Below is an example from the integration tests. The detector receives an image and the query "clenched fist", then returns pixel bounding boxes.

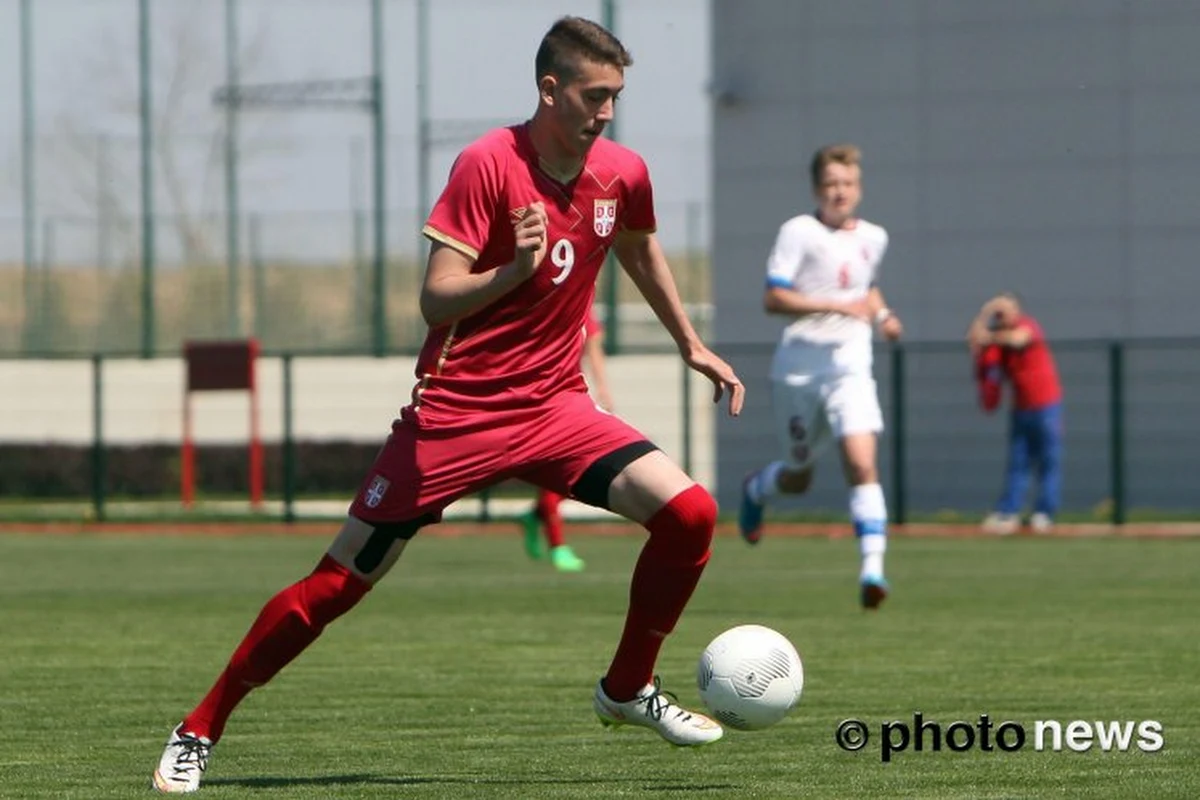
[514,201,549,277]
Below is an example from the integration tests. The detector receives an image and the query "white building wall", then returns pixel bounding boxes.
[0,355,713,490]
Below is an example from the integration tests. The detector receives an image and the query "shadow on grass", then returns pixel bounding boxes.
[207,773,737,791]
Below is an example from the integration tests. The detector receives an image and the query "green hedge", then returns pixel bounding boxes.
[0,442,378,498]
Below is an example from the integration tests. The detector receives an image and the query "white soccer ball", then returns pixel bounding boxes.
[696,624,804,731]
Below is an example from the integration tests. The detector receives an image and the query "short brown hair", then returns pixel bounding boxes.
[535,16,633,83]
[810,143,862,188]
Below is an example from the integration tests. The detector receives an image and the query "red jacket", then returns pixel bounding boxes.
[973,316,1062,413]
[975,345,1003,413]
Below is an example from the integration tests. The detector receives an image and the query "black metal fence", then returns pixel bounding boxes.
[715,338,1200,523]
[3,338,1199,525]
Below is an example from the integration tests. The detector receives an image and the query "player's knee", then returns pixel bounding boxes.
[678,485,719,539]
[647,484,717,561]
[349,514,435,575]
[306,555,371,628]
[844,462,877,486]
[779,467,814,495]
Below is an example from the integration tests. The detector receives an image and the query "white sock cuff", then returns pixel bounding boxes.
[757,461,786,501]
[859,533,887,556]
[849,483,887,522]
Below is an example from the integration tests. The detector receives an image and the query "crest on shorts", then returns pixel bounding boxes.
[594,198,617,237]
[364,475,390,508]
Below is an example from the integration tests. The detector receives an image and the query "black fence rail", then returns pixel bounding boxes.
[713,338,1200,525]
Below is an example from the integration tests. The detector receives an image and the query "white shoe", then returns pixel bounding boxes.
[982,512,1019,535]
[152,724,212,794]
[594,676,723,746]
[1029,512,1054,533]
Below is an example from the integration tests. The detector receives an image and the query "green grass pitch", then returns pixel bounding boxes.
[1,530,1197,798]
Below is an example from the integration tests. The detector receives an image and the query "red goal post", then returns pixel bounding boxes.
[181,339,263,508]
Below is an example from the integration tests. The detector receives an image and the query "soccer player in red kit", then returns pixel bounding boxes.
[152,16,744,793]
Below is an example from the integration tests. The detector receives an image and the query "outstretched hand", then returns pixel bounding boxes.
[684,344,745,416]
[879,314,903,341]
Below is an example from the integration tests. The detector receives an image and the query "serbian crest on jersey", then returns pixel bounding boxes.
[364,475,390,508]
[594,198,617,237]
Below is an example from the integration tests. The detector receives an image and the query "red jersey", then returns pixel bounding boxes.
[411,124,655,424]
[1001,316,1062,410]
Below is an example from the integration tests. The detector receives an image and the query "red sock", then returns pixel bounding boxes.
[181,555,370,742]
[537,490,566,548]
[603,484,716,701]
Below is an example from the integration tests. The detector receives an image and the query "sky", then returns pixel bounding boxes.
[0,0,711,264]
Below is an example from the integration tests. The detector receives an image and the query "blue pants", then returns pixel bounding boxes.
[996,403,1063,517]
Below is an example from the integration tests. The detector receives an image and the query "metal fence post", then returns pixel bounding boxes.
[138,0,156,358]
[687,200,701,313]
[601,1,621,355]
[282,353,296,523]
[353,209,368,341]
[889,344,907,525]
[479,487,491,523]
[20,0,37,347]
[370,0,388,358]
[224,0,242,338]
[35,217,55,351]
[249,214,264,340]
[91,354,106,521]
[1109,342,1126,525]
[97,133,112,271]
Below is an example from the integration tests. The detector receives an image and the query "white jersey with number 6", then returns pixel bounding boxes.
[765,214,888,381]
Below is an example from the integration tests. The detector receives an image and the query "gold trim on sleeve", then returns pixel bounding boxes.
[422,225,481,261]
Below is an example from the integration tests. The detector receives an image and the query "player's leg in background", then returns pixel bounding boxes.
[828,373,889,609]
[988,410,1033,534]
[537,489,566,546]
[537,489,585,571]
[518,488,584,570]
[1030,403,1063,533]
[739,379,824,544]
[519,490,546,561]
[838,433,889,609]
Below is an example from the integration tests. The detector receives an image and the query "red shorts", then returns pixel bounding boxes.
[348,390,650,524]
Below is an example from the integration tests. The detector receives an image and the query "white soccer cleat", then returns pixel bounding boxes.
[152,724,212,794]
[982,512,1019,535]
[1029,512,1054,534]
[593,676,724,746]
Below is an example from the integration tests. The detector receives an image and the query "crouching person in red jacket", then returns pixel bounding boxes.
[967,293,1063,535]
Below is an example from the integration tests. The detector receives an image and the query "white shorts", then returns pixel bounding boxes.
[770,372,884,469]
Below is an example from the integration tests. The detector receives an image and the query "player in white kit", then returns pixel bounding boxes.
[737,143,903,610]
